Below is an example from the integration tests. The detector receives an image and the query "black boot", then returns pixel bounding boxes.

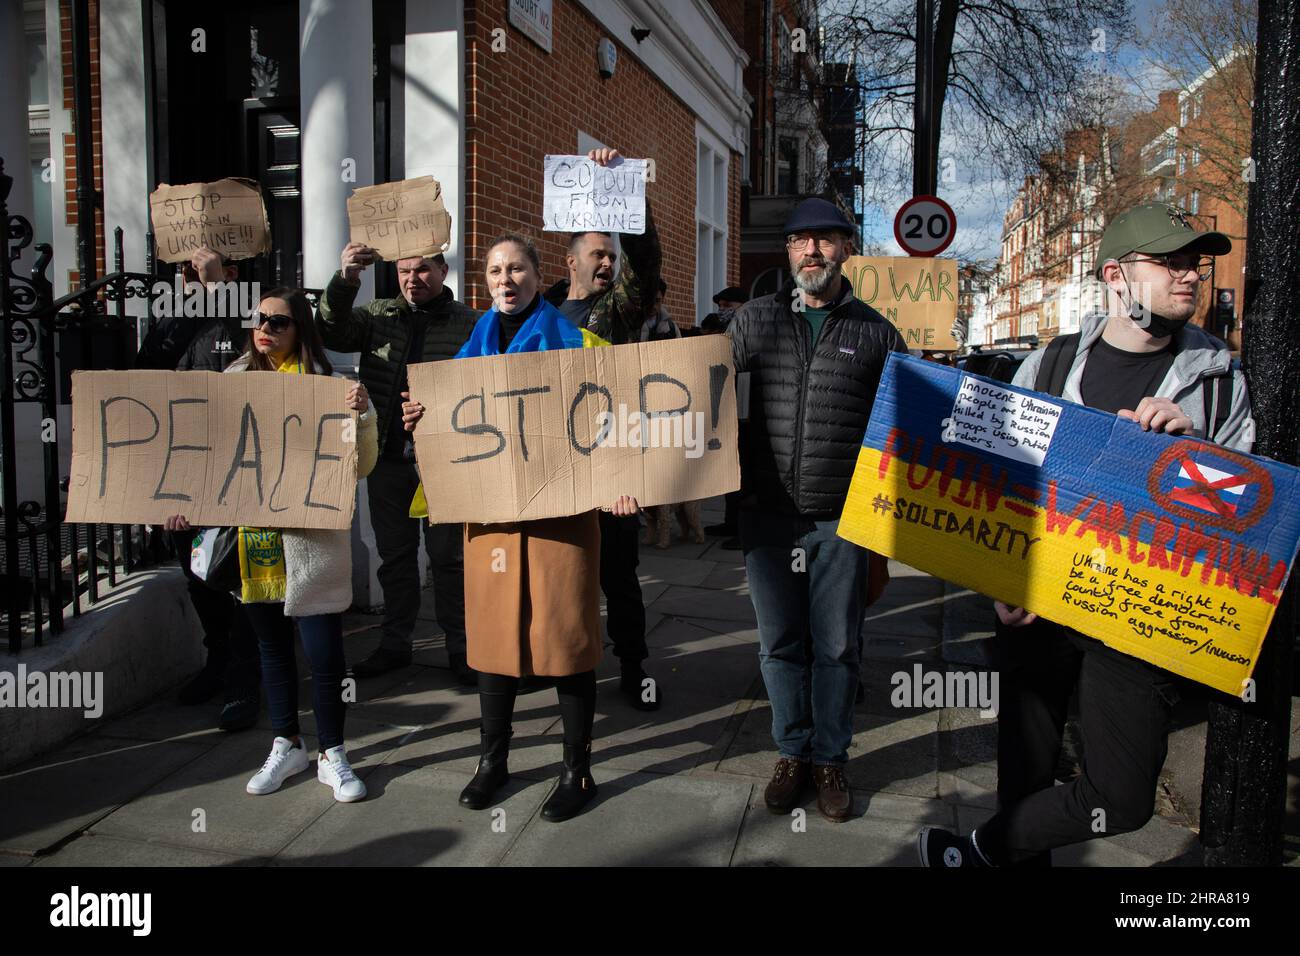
[540,740,598,822]
[458,731,511,809]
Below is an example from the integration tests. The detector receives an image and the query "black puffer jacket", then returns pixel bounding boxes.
[729,277,907,518]
[315,272,478,457]
[136,315,246,372]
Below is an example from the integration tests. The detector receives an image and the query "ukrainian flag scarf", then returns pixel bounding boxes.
[409,297,607,518]
[238,355,304,602]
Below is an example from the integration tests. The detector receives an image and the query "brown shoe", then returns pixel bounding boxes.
[763,757,811,813]
[813,764,852,822]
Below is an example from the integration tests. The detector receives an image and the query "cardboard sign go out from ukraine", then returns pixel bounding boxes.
[542,155,647,234]
[149,179,272,264]
[346,176,453,261]
[838,354,1300,696]
[65,371,359,530]
[407,336,739,524]
[843,256,958,351]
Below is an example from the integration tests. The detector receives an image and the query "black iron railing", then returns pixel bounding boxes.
[3,153,326,655]
[2,159,175,654]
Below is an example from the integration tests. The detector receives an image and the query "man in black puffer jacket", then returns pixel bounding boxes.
[316,243,478,684]
[137,247,260,731]
[729,198,907,824]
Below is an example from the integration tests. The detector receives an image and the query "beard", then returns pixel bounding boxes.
[792,257,842,298]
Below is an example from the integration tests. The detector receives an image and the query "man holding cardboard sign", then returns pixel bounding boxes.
[544,147,666,712]
[729,198,908,823]
[149,179,271,264]
[919,203,1253,867]
[317,182,477,684]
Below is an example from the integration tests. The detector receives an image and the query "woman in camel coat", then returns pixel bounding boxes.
[403,232,638,823]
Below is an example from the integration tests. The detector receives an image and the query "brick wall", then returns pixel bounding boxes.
[466,0,739,326]
[707,0,745,47]
[60,0,106,288]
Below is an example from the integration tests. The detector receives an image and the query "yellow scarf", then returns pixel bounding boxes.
[238,354,303,602]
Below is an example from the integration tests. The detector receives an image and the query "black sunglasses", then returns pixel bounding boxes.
[250,311,293,333]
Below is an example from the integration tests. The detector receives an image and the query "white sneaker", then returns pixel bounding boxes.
[246,737,310,795]
[318,745,367,802]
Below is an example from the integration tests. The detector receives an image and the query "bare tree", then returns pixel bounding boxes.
[1135,0,1256,223]
[822,0,1132,204]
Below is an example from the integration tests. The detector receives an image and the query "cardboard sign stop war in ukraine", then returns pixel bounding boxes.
[842,256,959,351]
[346,177,453,261]
[839,354,1300,696]
[406,336,739,524]
[149,179,272,264]
[65,371,360,530]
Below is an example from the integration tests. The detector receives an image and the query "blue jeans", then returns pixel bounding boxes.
[242,603,347,751]
[741,510,868,766]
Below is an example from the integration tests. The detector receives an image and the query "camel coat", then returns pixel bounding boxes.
[463,512,602,677]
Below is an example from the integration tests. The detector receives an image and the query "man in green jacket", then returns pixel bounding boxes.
[316,245,478,684]
[545,146,664,712]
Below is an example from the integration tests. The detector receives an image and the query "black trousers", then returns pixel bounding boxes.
[170,530,258,687]
[479,670,597,744]
[366,458,466,657]
[598,511,647,663]
[979,618,1179,866]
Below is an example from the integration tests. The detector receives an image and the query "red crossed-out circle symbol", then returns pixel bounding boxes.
[1146,440,1273,533]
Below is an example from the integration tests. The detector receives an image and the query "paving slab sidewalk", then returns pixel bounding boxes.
[4,501,1286,867]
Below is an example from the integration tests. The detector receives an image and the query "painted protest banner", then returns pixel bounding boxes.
[838,354,1300,696]
[843,256,959,351]
[346,177,452,261]
[407,335,739,523]
[542,155,647,234]
[65,371,360,530]
[149,179,272,264]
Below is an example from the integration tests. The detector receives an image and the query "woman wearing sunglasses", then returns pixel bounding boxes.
[402,234,638,822]
[164,288,379,802]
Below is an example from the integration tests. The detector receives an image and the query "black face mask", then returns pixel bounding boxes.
[1120,265,1190,339]
[1128,302,1190,338]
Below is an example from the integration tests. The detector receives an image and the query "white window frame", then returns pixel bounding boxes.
[695,123,730,327]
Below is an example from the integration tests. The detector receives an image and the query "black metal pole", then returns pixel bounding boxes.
[1200,0,1299,867]
[913,0,935,197]
[70,0,97,286]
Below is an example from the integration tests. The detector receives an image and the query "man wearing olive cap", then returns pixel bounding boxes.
[919,202,1254,867]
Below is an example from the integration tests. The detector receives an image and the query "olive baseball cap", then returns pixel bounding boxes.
[1094,202,1231,279]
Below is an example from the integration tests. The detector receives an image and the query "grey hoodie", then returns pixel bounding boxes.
[1013,311,1255,453]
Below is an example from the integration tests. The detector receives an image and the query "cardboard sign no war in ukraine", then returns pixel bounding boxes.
[407,336,739,524]
[65,371,359,530]
[839,354,1300,695]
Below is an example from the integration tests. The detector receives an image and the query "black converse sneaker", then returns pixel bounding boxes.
[917,827,992,867]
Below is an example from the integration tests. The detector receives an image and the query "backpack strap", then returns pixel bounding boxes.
[1034,333,1080,397]
[1202,371,1233,442]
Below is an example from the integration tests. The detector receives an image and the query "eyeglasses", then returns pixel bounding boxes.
[250,311,293,333]
[785,233,843,252]
[1125,253,1213,281]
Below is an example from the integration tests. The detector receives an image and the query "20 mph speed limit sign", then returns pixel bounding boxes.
[894,195,956,257]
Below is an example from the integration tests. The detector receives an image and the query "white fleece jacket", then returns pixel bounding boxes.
[224,357,379,617]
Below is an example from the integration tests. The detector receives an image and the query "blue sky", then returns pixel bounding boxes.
[855,0,1174,261]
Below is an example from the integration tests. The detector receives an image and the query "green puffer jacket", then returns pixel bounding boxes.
[543,202,661,345]
[315,272,478,457]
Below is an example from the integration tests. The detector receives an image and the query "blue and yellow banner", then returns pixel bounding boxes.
[839,354,1300,695]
